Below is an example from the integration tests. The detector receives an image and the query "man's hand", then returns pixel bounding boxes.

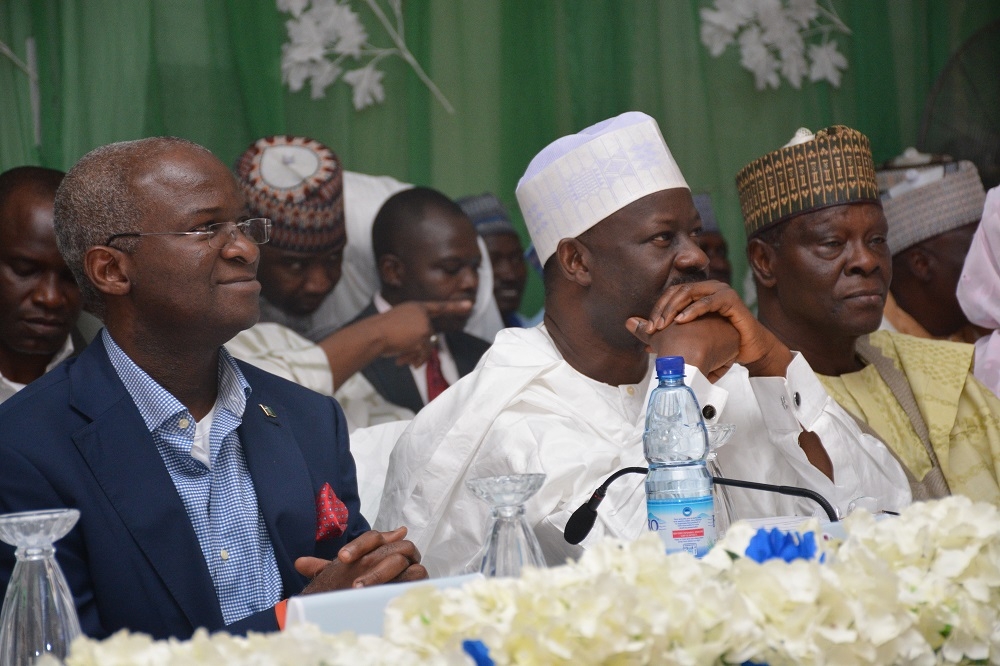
[629,281,793,377]
[295,527,428,593]
[373,301,473,368]
[628,314,739,382]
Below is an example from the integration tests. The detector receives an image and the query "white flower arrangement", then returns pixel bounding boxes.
[277,0,453,112]
[60,497,1000,665]
[700,0,851,90]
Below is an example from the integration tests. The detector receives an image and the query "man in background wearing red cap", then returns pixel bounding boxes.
[228,136,473,430]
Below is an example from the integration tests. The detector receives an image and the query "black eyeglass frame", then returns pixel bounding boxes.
[105,218,272,249]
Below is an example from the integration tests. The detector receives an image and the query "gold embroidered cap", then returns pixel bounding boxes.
[737,125,880,238]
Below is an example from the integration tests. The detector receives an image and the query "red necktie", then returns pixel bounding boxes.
[426,347,450,402]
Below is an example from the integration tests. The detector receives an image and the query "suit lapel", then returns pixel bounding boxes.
[447,333,481,376]
[68,341,222,632]
[238,393,315,595]
[445,334,479,377]
[362,358,425,413]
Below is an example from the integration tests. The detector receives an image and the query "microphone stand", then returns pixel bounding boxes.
[711,476,838,523]
[563,467,838,545]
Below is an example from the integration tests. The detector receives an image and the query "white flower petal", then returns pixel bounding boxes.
[808,40,848,87]
[343,65,386,110]
[276,0,310,19]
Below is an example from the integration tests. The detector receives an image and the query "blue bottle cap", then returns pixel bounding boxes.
[655,356,685,378]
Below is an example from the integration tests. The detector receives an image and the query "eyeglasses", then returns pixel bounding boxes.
[105,218,272,250]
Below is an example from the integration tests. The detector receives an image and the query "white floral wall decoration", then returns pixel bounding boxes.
[278,0,454,113]
[700,0,851,91]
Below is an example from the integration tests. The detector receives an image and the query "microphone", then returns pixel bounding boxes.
[563,467,647,546]
[563,467,838,545]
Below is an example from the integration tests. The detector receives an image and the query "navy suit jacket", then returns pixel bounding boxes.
[350,302,492,414]
[0,336,369,640]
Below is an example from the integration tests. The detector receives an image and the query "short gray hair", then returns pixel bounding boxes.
[54,137,211,316]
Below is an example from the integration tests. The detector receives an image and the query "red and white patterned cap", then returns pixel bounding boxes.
[235,135,345,252]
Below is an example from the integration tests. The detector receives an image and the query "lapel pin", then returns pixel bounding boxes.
[259,404,277,418]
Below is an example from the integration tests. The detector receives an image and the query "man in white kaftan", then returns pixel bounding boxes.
[375,112,910,577]
[377,325,908,576]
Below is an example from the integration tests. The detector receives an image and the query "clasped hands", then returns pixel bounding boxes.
[625,280,792,382]
[295,526,427,594]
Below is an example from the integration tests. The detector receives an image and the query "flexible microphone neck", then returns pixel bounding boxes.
[710,476,838,524]
[562,467,647,546]
[563,466,838,545]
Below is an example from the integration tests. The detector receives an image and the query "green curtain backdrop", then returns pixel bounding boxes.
[2,0,998,313]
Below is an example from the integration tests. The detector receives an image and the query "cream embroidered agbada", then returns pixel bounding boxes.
[820,330,1000,504]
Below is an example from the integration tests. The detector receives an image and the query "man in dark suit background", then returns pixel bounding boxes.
[351,187,491,414]
[0,166,82,404]
[0,137,425,641]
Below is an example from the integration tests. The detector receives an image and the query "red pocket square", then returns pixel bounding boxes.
[315,482,349,542]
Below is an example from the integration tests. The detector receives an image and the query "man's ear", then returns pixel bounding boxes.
[905,247,933,283]
[378,254,405,289]
[747,238,777,288]
[554,238,592,287]
[84,246,132,298]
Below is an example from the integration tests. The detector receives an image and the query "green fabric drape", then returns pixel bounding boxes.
[2,1,998,313]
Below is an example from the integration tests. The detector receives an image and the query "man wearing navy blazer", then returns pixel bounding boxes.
[350,187,492,413]
[0,137,426,641]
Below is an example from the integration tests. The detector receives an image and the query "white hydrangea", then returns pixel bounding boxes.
[387,497,1000,665]
[64,497,1000,665]
[64,624,464,666]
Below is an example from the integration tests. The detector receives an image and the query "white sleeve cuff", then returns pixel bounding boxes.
[748,352,829,433]
[685,364,728,424]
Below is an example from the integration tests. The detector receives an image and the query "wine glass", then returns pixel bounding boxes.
[846,496,879,516]
[0,508,82,666]
[704,424,738,538]
[466,474,547,577]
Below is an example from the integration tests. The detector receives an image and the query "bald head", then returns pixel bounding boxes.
[54,137,214,314]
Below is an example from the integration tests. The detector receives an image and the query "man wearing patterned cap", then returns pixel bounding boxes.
[457,192,539,328]
[744,126,1000,505]
[227,136,472,429]
[878,159,988,343]
[227,138,504,347]
[376,112,908,577]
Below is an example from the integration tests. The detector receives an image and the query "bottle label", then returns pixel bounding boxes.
[646,496,716,557]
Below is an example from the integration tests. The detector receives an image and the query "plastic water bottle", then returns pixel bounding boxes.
[644,356,716,557]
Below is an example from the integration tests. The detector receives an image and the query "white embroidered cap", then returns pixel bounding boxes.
[515,111,688,266]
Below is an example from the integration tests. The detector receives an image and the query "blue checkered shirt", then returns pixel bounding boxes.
[103,330,283,625]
